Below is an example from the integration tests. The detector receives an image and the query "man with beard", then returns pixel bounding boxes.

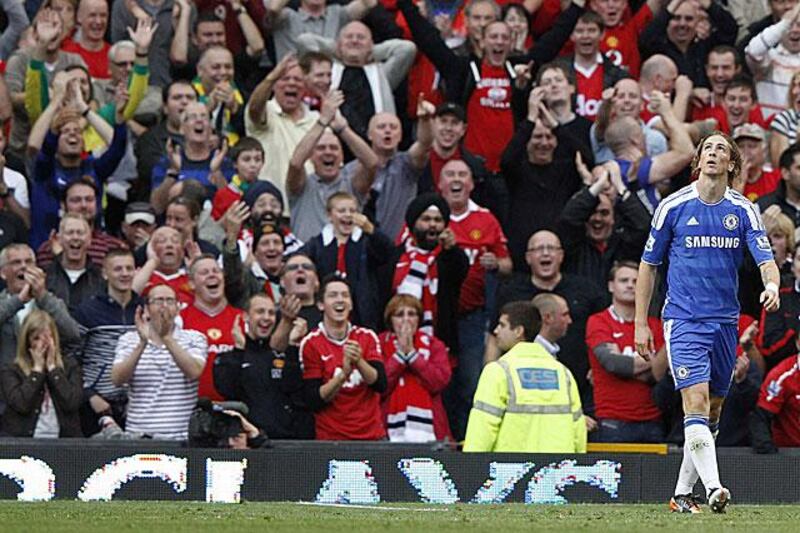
[385,193,469,352]
[287,90,378,242]
[73,249,142,435]
[246,55,320,208]
[488,230,606,405]
[43,214,105,312]
[132,226,195,306]
[214,293,315,439]
[230,181,304,257]
[181,254,244,401]
[300,274,387,440]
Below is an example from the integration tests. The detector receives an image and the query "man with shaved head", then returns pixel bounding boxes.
[488,230,605,404]
[63,0,111,79]
[194,45,244,145]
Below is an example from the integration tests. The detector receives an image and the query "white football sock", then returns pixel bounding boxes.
[675,419,719,496]
[683,416,721,497]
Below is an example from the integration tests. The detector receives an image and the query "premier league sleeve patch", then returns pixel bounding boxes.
[517,368,560,390]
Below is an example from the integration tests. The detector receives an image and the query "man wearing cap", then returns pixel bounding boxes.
[384,193,469,352]
[734,123,781,202]
[222,212,288,309]
[120,202,158,254]
[36,179,128,270]
[353,100,435,242]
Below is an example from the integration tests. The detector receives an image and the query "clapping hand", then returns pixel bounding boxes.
[288,318,308,346]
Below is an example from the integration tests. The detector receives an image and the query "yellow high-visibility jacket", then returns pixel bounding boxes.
[463,342,587,453]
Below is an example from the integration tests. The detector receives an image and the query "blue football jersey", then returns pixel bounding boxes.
[641,183,774,323]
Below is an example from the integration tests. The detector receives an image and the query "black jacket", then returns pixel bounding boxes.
[0,356,83,437]
[44,258,106,313]
[758,182,800,229]
[213,338,314,439]
[759,285,800,371]
[301,226,395,331]
[639,2,737,86]
[557,187,652,285]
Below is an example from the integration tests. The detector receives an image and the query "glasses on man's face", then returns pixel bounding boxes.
[527,245,562,254]
[285,263,315,272]
[113,60,135,68]
[148,297,178,307]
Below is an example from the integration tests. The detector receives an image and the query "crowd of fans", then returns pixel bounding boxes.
[1,0,800,452]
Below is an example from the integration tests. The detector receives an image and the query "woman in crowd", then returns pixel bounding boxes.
[380,294,452,442]
[504,3,531,57]
[0,310,82,437]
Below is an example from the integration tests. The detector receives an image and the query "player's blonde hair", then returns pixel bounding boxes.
[690,131,742,186]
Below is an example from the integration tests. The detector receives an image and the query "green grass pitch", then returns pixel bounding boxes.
[3,501,800,532]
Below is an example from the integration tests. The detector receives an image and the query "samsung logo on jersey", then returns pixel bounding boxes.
[685,236,741,249]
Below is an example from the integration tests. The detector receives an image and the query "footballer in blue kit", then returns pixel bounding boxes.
[634,133,781,515]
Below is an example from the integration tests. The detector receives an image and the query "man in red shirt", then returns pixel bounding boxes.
[440,158,512,438]
[586,260,666,442]
[691,45,743,121]
[181,254,244,401]
[733,123,782,201]
[62,0,111,79]
[300,275,387,440]
[589,0,659,77]
[752,350,800,452]
[703,76,770,134]
[132,226,195,307]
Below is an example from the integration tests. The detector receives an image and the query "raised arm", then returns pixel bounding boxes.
[169,0,192,64]
[407,98,436,168]
[0,0,29,61]
[331,112,379,196]
[345,0,378,20]
[373,39,417,90]
[248,54,296,128]
[745,4,800,77]
[648,91,694,183]
[287,90,343,196]
[231,0,265,57]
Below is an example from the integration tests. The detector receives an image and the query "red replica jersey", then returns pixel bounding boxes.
[758,355,800,447]
[147,270,194,307]
[464,62,514,172]
[211,184,242,221]
[181,303,244,401]
[600,5,652,78]
[692,104,770,134]
[62,38,111,79]
[301,323,386,440]
[449,201,509,313]
[586,307,663,422]
[744,168,781,202]
[575,60,605,121]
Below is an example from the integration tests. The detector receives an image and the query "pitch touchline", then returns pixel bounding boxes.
[293,501,447,512]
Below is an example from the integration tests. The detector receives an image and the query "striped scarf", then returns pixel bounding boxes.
[393,233,440,336]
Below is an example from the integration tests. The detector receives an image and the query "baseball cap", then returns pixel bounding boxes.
[124,202,156,225]
[435,102,466,122]
[732,123,765,142]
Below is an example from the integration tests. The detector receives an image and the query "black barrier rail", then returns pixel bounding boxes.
[0,440,799,504]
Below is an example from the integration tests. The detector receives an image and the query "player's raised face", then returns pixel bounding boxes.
[698,135,735,179]
[609,265,637,305]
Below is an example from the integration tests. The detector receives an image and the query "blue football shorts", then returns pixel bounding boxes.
[663,319,738,397]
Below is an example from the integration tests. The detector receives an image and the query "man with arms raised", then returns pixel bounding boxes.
[635,132,780,513]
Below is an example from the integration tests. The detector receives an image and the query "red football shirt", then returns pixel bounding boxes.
[600,5,653,78]
[300,323,386,440]
[449,201,509,313]
[758,355,800,447]
[62,38,111,79]
[575,59,605,121]
[211,184,242,221]
[693,104,770,134]
[464,62,514,172]
[147,270,194,308]
[744,168,781,202]
[586,307,663,422]
[181,303,244,401]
